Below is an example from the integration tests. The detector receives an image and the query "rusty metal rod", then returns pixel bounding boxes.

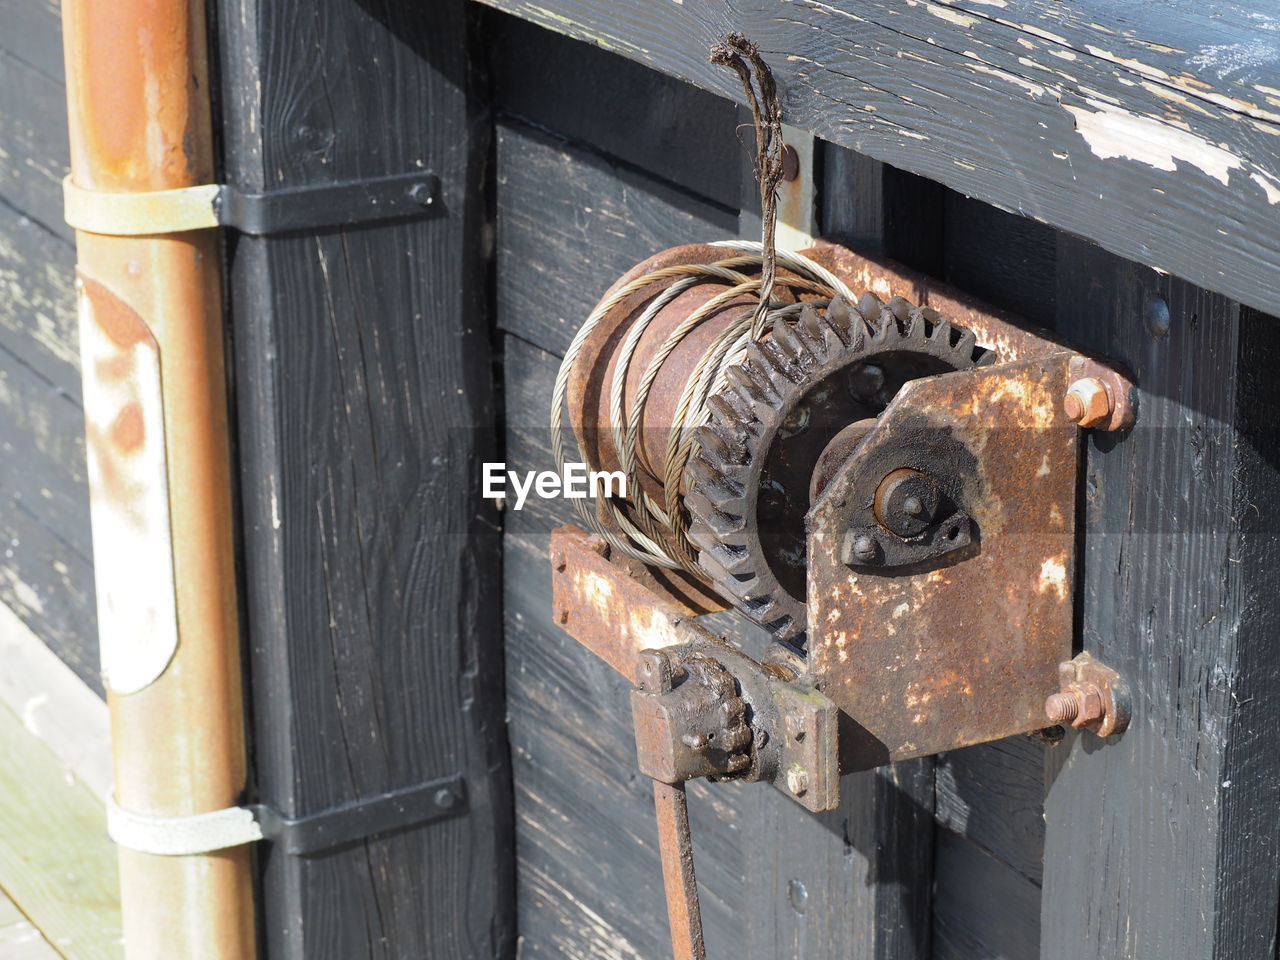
[60,0,256,956]
[653,780,707,960]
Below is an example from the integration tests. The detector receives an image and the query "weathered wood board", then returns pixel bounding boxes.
[215,1,515,956]
[476,0,1280,322]
[1041,240,1280,959]
[0,1,97,691]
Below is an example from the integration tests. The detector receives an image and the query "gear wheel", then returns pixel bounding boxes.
[684,292,992,647]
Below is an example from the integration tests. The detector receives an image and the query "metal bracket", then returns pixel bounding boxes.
[63,171,441,237]
[107,774,466,857]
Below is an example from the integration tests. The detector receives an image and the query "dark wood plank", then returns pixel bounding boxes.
[496,121,737,357]
[942,193,1057,331]
[935,737,1046,885]
[486,11,739,210]
[1041,239,1280,958]
[475,0,1280,319]
[0,49,71,241]
[933,831,1040,960]
[215,2,514,956]
[0,484,97,694]
[0,186,80,401]
[0,347,92,563]
[0,0,63,82]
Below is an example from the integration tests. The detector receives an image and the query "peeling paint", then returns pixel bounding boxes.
[1065,100,1280,204]
[926,4,977,28]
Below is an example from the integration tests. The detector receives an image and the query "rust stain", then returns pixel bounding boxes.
[808,355,1080,769]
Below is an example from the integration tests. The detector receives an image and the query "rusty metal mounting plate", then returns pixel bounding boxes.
[806,353,1080,770]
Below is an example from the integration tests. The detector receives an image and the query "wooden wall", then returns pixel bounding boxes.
[0,0,98,692]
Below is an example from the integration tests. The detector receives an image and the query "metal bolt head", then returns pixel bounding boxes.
[409,182,435,206]
[847,363,885,399]
[1063,377,1113,428]
[850,535,879,564]
[434,787,457,809]
[781,144,800,182]
[786,766,809,797]
[873,468,939,538]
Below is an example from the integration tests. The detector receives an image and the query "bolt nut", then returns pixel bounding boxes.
[786,766,809,797]
[1063,377,1113,428]
[1044,683,1106,728]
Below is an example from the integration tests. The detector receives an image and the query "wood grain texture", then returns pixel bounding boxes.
[488,12,740,211]
[495,122,737,358]
[216,2,514,957]
[0,48,72,241]
[474,0,1280,319]
[935,737,1046,886]
[0,700,121,960]
[1041,239,1280,958]
[0,0,64,82]
[0,1,96,690]
[932,831,1040,960]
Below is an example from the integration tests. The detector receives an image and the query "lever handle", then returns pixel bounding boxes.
[653,779,706,960]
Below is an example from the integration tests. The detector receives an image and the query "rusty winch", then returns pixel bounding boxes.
[548,237,1134,959]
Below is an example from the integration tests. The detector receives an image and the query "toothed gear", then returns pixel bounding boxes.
[684,292,992,647]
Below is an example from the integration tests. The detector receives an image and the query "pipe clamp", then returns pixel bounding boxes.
[63,170,442,237]
[106,773,468,857]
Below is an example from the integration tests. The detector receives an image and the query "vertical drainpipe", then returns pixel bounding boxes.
[60,0,257,957]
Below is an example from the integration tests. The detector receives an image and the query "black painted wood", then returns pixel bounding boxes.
[0,0,97,690]
[488,12,740,211]
[933,831,1041,960]
[495,122,737,358]
[473,0,1280,321]
[1041,238,1280,958]
[215,2,514,957]
[934,737,1046,887]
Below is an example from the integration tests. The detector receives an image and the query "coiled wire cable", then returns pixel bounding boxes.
[550,241,855,577]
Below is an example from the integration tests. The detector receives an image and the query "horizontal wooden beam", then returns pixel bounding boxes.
[474,0,1280,317]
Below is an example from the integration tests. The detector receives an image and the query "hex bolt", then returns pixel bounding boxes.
[850,536,879,564]
[786,766,809,797]
[1063,377,1114,428]
[1045,683,1105,726]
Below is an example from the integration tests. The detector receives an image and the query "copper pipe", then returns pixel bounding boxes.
[60,1,256,957]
